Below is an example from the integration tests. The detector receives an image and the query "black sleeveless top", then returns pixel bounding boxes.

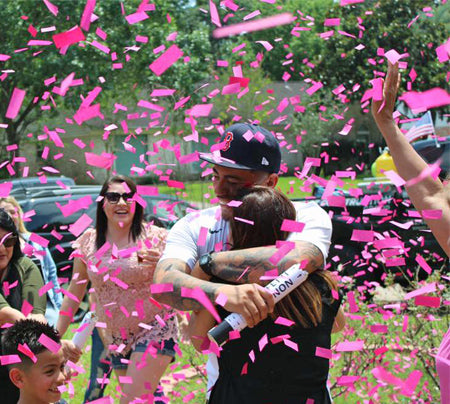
[209,273,342,404]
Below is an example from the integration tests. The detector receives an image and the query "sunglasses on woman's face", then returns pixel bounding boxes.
[104,192,135,204]
[0,233,18,248]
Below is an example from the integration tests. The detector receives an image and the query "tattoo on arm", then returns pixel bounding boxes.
[211,242,324,285]
[153,260,220,310]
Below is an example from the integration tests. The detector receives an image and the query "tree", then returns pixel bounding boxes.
[0,0,214,168]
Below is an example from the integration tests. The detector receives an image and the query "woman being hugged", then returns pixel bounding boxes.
[57,175,178,403]
[189,187,345,404]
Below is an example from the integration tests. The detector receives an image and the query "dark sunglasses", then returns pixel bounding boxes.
[104,192,135,204]
[0,233,18,248]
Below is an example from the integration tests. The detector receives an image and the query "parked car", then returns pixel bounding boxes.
[1,176,76,199]
[19,186,197,280]
[295,178,448,287]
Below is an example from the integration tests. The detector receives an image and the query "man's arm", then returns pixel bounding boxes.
[372,62,450,255]
[153,258,275,327]
[203,241,323,285]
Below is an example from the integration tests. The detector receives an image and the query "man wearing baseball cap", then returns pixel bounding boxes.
[155,121,332,320]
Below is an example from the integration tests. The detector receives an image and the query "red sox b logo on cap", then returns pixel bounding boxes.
[223,131,234,151]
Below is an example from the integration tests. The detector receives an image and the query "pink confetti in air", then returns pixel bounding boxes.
[53,26,85,49]
[274,316,295,327]
[0,182,12,197]
[259,334,268,352]
[283,338,298,352]
[43,0,59,16]
[336,340,364,352]
[197,226,208,247]
[400,87,450,113]
[0,355,21,365]
[215,293,227,307]
[38,333,61,353]
[188,103,213,117]
[370,78,383,101]
[150,283,174,294]
[280,219,305,232]
[405,282,436,300]
[414,295,441,308]
[149,44,184,76]
[181,287,221,323]
[350,229,374,242]
[29,232,50,248]
[209,0,221,27]
[415,254,433,275]
[80,0,96,31]
[384,49,407,64]
[6,88,26,119]
[382,170,405,187]
[85,152,117,169]
[269,242,295,266]
[68,213,93,237]
[125,11,149,25]
[213,13,295,38]
[316,346,333,359]
[17,343,37,363]
[38,281,54,297]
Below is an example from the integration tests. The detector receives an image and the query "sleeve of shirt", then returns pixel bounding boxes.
[20,257,47,315]
[159,214,199,270]
[42,247,63,309]
[288,202,332,261]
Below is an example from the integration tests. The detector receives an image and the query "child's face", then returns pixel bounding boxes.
[21,349,67,404]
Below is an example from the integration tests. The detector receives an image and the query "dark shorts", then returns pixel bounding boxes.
[111,338,176,370]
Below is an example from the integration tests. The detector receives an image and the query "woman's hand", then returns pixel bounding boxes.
[371,62,401,129]
[137,248,161,267]
[60,339,82,363]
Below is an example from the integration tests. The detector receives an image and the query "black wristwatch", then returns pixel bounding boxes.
[199,252,215,277]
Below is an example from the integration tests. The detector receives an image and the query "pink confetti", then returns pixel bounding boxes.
[335,340,364,352]
[6,88,26,119]
[274,316,295,327]
[0,182,13,197]
[215,293,227,307]
[280,219,305,232]
[149,44,184,76]
[38,281,54,297]
[43,0,58,16]
[213,13,295,38]
[197,226,208,247]
[125,11,149,25]
[188,104,213,117]
[415,254,433,275]
[150,283,174,294]
[0,355,21,365]
[29,232,50,248]
[38,333,61,353]
[400,87,450,113]
[80,0,96,31]
[209,0,221,27]
[269,242,295,265]
[68,213,93,237]
[85,152,116,169]
[414,295,440,308]
[53,26,85,49]
[181,287,221,323]
[350,229,374,242]
[384,49,407,64]
[405,282,436,300]
[316,346,332,359]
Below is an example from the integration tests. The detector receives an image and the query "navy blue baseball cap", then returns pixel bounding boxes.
[199,123,281,173]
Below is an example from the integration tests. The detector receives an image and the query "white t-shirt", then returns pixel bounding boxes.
[160,201,332,396]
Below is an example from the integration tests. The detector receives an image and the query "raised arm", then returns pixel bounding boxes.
[372,62,450,255]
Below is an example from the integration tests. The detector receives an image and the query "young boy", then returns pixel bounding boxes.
[1,319,68,404]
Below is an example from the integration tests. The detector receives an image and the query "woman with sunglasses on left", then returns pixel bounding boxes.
[57,175,178,403]
[0,207,80,404]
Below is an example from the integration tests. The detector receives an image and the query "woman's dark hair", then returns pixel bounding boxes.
[0,207,23,262]
[95,175,144,250]
[230,186,337,328]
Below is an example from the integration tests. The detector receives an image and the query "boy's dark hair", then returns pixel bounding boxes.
[1,319,61,369]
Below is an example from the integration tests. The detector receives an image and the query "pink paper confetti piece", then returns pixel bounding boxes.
[150,283,174,294]
[53,26,85,49]
[414,295,440,307]
[125,11,149,25]
[316,346,332,359]
[38,333,61,353]
[213,13,295,38]
[400,87,450,113]
[415,254,433,274]
[21,300,33,317]
[283,338,298,352]
[350,229,374,242]
[68,213,93,237]
[17,343,37,363]
[80,0,96,31]
[38,281,54,297]
[269,242,295,266]
[215,293,227,307]
[274,316,295,327]
[384,49,407,64]
[188,104,213,117]
[181,287,221,323]
[149,44,183,76]
[6,88,26,119]
[0,355,21,365]
[43,0,59,16]
[0,182,13,197]
[405,282,436,300]
[258,334,268,352]
[335,340,364,352]
[209,0,221,27]
[85,152,116,169]
[280,219,305,232]
[29,232,50,248]
[197,226,208,247]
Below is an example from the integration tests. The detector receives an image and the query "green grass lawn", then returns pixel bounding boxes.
[62,302,446,403]
[156,175,363,204]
